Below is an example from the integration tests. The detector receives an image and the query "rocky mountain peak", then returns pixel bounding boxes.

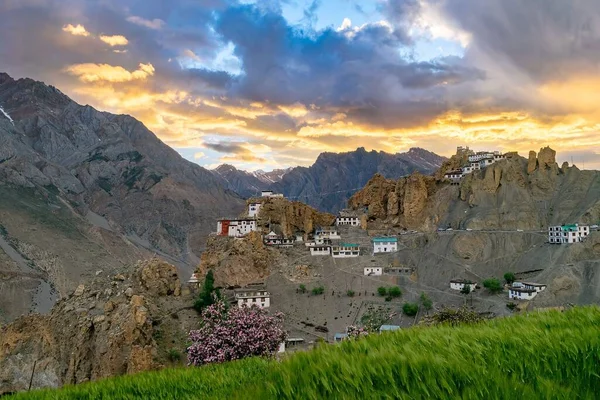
[0,72,14,85]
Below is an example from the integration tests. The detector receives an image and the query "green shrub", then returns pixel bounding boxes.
[504,272,516,284]
[311,286,325,295]
[346,290,355,297]
[507,302,517,311]
[298,284,307,294]
[377,287,387,296]
[402,302,419,316]
[388,286,402,298]
[420,292,433,311]
[483,278,503,294]
[384,295,392,302]
[167,349,181,362]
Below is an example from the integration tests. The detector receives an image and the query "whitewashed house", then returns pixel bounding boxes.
[315,228,341,240]
[217,218,258,237]
[372,237,398,254]
[335,216,360,226]
[309,245,331,256]
[187,273,200,287]
[263,231,295,248]
[261,190,284,198]
[450,279,477,292]
[248,202,262,217]
[331,243,360,258]
[521,282,547,293]
[235,288,271,308]
[364,266,383,276]
[444,169,463,185]
[548,224,590,244]
[461,151,506,176]
[508,286,537,300]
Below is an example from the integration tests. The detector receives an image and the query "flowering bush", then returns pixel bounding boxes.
[346,325,369,340]
[187,299,287,366]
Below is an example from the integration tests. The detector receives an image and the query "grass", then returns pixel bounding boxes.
[10,307,600,399]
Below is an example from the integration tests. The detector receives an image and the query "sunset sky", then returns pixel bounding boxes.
[1,0,600,171]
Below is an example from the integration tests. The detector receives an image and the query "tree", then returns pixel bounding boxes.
[420,292,433,313]
[483,278,503,294]
[503,272,516,285]
[187,299,286,366]
[388,286,402,298]
[402,302,419,316]
[311,285,325,295]
[346,290,355,297]
[193,270,221,312]
[460,283,473,306]
[377,287,387,296]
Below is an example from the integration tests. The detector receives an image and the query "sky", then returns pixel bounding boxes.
[1,0,600,171]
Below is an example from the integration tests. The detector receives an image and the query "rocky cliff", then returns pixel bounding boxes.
[0,259,197,395]
[251,197,336,237]
[211,164,291,198]
[0,73,244,322]
[349,147,600,231]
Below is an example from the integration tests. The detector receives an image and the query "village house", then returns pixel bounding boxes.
[450,279,477,292]
[521,282,547,292]
[187,273,200,287]
[364,266,383,276]
[508,286,537,300]
[305,236,332,247]
[548,224,590,244]
[263,231,295,248]
[248,202,261,217]
[261,190,284,198]
[331,243,360,258]
[217,218,258,237]
[335,216,361,226]
[309,245,331,256]
[444,169,463,185]
[372,237,398,254]
[234,288,271,308]
[315,227,341,240]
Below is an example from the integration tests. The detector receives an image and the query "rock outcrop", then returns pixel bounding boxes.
[348,147,600,232]
[251,197,336,237]
[196,232,276,287]
[0,259,196,394]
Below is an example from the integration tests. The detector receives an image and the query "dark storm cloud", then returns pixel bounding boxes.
[203,141,248,154]
[440,0,600,82]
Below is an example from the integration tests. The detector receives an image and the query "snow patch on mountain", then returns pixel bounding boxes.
[0,105,14,126]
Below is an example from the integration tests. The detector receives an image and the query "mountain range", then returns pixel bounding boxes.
[212,147,446,213]
[0,72,244,321]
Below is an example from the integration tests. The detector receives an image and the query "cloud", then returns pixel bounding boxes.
[64,63,155,83]
[126,16,165,30]
[194,151,206,159]
[62,23,90,37]
[99,34,129,46]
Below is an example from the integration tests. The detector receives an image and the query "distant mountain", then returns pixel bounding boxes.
[211,164,292,198]
[268,147,446,213]
[0,72,244,320]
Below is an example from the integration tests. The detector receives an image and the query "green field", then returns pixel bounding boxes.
[10,307,600,399]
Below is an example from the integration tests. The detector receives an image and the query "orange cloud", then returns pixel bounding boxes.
[64,63,155,83]
[62,24,90,37]
[99,35,129,47]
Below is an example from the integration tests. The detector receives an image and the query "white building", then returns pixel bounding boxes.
[315,228,341,240]
[519,282,547,293]
[263,231,295,247]
[461,151,506,176]
[364,266,383,276]
[372,237,398,254]
[508,287,537,300]
[548,224,590,244]
[248,202,262,217]
[217,218,258,237]
[309,245,331,256]
[235,288,271,308]
[336,216,360,226]
[187,273,200,286]
[261,190,284,198]
[331,243,360,258]
[450,279,477,292]
[444,169,463,185]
